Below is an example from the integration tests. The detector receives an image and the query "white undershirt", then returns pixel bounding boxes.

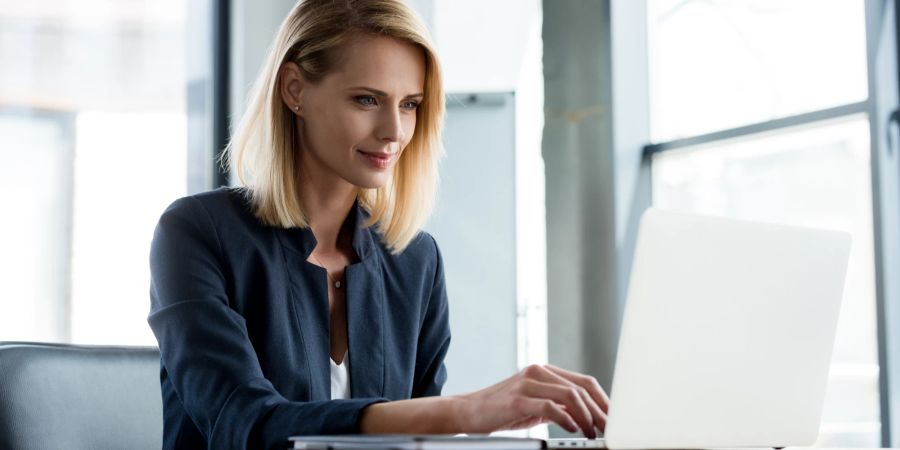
[330,350,351,400]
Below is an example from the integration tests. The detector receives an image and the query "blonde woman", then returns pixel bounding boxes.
[148,0,608,448]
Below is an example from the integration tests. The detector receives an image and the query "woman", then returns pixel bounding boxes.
[148,0,608,448]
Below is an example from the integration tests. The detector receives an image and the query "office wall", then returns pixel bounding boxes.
[542,0,650,409]
[229,0,296,125]
[431,0,540,93]
[424,93,518,395]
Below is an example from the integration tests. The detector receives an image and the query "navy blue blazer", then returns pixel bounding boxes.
[148,187,451,449]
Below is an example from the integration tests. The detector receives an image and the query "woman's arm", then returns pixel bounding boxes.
[389,235,609,438]
[150,196,387,449]
[359,395,464,434]
[361,364,610,438]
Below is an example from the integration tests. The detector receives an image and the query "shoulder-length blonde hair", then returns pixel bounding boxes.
[225,0,444,254]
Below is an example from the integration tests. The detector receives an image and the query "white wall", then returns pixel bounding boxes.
[425,93,519,396]
[432,0,540,93]
[424,0,547,396]
[229,0,295,125]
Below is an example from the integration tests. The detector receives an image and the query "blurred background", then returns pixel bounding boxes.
[1,0,899,447]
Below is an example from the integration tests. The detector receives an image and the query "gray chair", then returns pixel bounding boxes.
[0,341,162,450]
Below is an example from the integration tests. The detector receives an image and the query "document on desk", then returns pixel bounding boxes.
[289,435,544,450]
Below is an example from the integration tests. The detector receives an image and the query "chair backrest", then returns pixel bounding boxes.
[0,341,162,450]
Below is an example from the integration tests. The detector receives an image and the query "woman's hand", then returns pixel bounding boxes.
[358,364,608,437]
[454,364,609,438]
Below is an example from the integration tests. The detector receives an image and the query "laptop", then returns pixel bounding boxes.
[548,208,852,449]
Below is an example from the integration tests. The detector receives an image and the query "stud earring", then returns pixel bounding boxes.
[294,105,300,111]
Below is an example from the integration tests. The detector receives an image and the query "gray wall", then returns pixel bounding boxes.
[542,0,650,413]
[543,1,618,387]
[425,93,519,395]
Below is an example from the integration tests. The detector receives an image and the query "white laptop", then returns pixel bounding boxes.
[549,208,852,449]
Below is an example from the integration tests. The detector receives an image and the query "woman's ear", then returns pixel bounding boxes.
[279,62,304,115]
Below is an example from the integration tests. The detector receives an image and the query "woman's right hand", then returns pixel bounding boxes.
[453,364,609,438]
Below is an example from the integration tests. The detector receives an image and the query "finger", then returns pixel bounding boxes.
[523,366,607,434]
[506,415,546,430]
[513,397,579,434]
[544,365,610,414]
[520,379,597,438]
[569,387,606,434]
[546,374,607,435]
[544,365,610,410]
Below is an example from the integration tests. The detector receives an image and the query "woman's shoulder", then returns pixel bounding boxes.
[373,229,444,277]
[402,231,441,258]
[159,187,252,222]
[155,187,264,243]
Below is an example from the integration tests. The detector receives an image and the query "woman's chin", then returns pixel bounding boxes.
[347,172,391,190]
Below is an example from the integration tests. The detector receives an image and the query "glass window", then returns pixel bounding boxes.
[0,110,74,342]
[652,116,880,447]
[0,0,192,345]
[647,0,868,142]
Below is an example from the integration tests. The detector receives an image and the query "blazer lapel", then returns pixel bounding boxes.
[346,255,386,398]
[346,204,385,398]
[276,227,333,402]
[275,202,386,400]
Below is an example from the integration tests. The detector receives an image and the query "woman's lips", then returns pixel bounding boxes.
[357,150,396,170]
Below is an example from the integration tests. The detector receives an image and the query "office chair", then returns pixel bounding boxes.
[0,341,162,450]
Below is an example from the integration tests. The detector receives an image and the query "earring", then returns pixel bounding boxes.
[294,105,300,111]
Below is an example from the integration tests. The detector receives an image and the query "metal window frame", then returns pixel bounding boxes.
[187,0,230,193]
[869,0,900,445]
[642,101,869,157]
[212,0,231,188]
[892,3,900,446]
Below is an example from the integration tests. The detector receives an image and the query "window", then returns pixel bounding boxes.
[648,0,867,142]
[647,0,879,446]
[0,0,201,345]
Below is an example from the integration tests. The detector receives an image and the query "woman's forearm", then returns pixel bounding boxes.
[359,395,470,434]
[358,364,609,437]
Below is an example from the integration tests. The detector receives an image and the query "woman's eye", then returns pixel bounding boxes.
[401,101,420,110]
[355,96,377,106]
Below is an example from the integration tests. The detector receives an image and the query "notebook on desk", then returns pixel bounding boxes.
[289,435,544,450]
[547,208,851,449]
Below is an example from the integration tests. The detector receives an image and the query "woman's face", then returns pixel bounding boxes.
[283,36,426,190]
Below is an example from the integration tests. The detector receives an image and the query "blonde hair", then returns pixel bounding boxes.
[225,0,444,254]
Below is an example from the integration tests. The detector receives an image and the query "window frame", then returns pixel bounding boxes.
[187,0,230,194]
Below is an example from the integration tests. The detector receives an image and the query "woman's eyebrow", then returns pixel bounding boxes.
[349,86,424,99]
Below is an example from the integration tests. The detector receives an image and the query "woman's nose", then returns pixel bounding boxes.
[376,107,404,144]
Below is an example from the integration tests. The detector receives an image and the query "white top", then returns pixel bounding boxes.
[330,350,351,400]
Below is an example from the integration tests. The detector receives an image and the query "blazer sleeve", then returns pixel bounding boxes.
[148,196,386,450]
[411,234,452,397]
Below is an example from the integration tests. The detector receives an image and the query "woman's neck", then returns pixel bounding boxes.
[298,165,358,254]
